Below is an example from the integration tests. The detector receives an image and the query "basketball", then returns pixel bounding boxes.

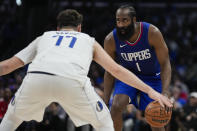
[145,101,172,127]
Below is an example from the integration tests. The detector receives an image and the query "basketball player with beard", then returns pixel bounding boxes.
[104,5,172,131]
[0,9,173,131]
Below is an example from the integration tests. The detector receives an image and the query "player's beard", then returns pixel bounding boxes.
[116,22,135,41]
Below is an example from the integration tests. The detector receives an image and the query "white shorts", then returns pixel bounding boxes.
[8,73,112,128]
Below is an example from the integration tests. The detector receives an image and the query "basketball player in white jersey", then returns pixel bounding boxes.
[0,9,172,131]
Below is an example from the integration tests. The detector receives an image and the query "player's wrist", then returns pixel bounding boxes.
[147,88,154,96]
[162,91,170,98]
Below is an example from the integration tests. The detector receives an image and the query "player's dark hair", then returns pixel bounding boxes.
[57,9,83,28]
[118,4,136,18]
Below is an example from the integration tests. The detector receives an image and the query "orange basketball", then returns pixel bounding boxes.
[145,101,172,127]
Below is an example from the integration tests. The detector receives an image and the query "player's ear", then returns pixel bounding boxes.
[132,16,136,23]
[77,24,82,32]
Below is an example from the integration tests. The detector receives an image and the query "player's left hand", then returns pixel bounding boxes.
[148,89,173,108]
[162,91,174,113]
[162,90,170,98]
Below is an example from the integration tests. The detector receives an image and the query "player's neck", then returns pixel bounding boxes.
[60,28,76,31]
[58,26,78,31]
[127,22,141,43]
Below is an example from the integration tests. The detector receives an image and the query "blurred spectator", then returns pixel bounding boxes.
[0,88,12,121]
[186,59,197,90]
[171,86,186,109]
[133,110,151,131]
[173,74,189,96]
[0,88,4,101]
[123,104,136,131]
[177,92,197,131]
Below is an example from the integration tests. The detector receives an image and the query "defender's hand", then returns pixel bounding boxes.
[148,89,173,108]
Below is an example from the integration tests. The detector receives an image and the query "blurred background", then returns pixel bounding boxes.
[0,0,197,131]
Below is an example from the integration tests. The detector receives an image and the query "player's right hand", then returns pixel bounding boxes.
[147,89,173,108]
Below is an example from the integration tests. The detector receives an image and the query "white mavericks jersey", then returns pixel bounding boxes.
[15,31,95,83]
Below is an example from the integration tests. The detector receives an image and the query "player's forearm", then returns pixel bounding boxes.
[104,72,115,104]
[161,60,171,96]
[111,64,152,94]
[0,60,10,76]
[0,64,3,76]
[0,57,24,76]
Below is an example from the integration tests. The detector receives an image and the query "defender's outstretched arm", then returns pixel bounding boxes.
[0,56,24,76]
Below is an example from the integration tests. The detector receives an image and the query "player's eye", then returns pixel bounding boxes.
[116,18,120,22]
[123,18,129,23]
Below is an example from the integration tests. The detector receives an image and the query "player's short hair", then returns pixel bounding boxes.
[57,9,83,28]
[118,4,136,18]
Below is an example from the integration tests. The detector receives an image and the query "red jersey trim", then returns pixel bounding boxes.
[125,22,143,46]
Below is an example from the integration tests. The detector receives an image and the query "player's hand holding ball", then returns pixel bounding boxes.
[146,88,173,127]
[147,88,173,108]
[145,101,172,127]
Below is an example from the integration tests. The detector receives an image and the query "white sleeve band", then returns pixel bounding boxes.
[15,37,41,65]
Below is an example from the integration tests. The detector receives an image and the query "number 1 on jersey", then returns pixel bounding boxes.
[136,62,141,72]
[53,35,77,48]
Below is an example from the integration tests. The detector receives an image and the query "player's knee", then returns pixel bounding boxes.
[111,101,126,112]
